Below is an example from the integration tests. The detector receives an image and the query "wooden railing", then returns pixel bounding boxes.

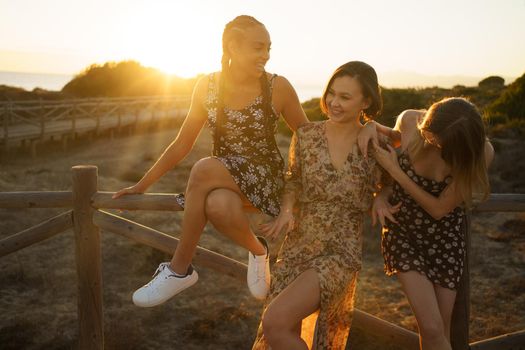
[0,165,524,349]
[0,95,190,157]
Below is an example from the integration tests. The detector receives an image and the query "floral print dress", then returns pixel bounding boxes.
[253,122,382,350]
[175,73,284,217]
[382,151,466,290]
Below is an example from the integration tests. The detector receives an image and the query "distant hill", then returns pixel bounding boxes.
[2,61,523,136]
[0,84,70,101]
[379,71,517,89]
[62,60,198,98]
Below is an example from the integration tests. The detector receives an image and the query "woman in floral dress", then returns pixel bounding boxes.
[252,61,385,350]
[113,15,308,307]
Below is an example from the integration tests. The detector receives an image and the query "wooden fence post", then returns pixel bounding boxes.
[3,103,10,157]
[72,165,104,349]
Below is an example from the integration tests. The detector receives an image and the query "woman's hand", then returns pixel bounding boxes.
[112,184,146,199]
[371,193,401,227]
[373,144,400,174]
[358,121,379,158]
[259,210,294,240]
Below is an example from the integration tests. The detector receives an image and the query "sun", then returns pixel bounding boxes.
[116,2,220,78]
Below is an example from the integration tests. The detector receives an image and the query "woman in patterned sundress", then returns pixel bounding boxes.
[252,61,385,350]
[360,98,494,350]
[113,15,308,307]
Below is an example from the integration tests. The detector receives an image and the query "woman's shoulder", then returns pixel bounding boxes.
[484,139,495,166]
[396,110,424,147]
[191,72,220,101]
[269,73,295,94]
[398,110,424,130]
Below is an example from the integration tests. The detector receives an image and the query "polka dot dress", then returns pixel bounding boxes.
[382,151,466,290]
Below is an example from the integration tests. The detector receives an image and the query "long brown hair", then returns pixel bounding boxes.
[408,97,490,206]
[320,61,383,121]
[214,15,273,155]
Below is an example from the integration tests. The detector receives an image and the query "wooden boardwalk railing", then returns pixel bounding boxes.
[0,165,524,349]
[0,95,190,157]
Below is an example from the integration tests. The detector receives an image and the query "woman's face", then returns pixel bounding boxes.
[229,25,271,77]
[325,75,370,124]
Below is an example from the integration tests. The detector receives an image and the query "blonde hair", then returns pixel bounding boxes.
[407,97,490,207]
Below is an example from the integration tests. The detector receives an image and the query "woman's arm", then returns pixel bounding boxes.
[373,143,463,220]
[272,76,309,132]
[485,140,495,167]
[374,126,494,220]
[113,77,209,198]
[358,109,425,155]
[260,131,302,238]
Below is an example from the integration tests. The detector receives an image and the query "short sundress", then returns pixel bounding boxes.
[174,73,285,217]
[382,151,466,290]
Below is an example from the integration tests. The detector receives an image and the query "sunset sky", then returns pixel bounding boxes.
[1,0,524,89]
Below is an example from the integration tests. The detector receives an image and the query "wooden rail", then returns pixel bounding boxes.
[0,165,524,349]
[0,95,190,157]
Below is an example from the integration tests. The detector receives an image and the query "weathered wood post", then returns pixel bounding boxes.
[2,103,9,157]
[72,165,104,349]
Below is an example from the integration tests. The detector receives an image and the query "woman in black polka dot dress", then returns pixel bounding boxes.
[382,152,466,290]
[359,97,494,350]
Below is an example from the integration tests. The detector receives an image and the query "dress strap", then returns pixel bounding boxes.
[207,72,218,106]
[269,74,278,95]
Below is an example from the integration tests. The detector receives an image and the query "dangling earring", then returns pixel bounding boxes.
[359,110,365,122]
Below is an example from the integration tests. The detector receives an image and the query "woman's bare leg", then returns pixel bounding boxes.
[170,157,265,274]
[205,188,264,251]
[434,284,457,342]
[397,271,452,350]
[262,269,321,350]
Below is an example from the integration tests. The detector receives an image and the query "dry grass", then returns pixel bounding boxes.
[0,127,524,349]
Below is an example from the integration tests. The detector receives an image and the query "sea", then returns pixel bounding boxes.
[0,70,322,102]
[0,71,73,92]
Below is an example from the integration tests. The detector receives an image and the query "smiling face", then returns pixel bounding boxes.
[229,25,271,78]
[325,75,371,124]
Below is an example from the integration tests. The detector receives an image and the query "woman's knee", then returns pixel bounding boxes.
[262,305,290,341]
[418,317,445,341]
[261,308,280,341]
[187,157,219,188]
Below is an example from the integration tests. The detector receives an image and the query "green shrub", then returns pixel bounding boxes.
[487,72,525,121]
[484,112,508,126]
[62,60,198,98]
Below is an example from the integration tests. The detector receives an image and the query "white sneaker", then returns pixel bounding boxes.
[132,262,198,307]
[247,236,270,300]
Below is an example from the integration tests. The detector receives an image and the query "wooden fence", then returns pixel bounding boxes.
[0,96,190,157]
[0,165,524,349]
